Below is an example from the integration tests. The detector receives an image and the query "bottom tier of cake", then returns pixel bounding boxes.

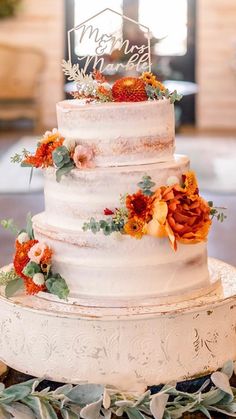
[0,258,235,392]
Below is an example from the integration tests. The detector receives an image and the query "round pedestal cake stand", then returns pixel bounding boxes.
[0,257,236,392]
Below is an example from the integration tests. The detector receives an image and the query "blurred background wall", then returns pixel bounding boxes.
[0,0,64,127]
[197,0,236,131]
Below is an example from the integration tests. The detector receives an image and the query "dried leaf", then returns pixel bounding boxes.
[150,393,169,419]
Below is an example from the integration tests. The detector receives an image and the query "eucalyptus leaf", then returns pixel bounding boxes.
[56,162,74,182]
[80,397,103,419]
[67,384,104,405]
[5,277,24,298]
[222,360,234,379]
[46,273,69,299]
[23,396,58,419]
[23,262,40,278]
[0,384,31,404]
[4,402,36,418]
[53,383,73,396]
[211,371,233,399]
[202,389,226,406]
[150,393,169,419]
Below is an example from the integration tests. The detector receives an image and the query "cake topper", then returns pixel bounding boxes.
[63,8,152,81]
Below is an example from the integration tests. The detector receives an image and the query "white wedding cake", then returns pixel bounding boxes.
[0,11,236,392]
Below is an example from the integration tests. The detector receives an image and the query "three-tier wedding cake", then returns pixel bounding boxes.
[0,9,236,393]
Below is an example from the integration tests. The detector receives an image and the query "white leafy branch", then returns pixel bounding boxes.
[62,59,94,86]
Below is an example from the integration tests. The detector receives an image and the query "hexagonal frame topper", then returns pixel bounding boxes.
[67,7,152,76]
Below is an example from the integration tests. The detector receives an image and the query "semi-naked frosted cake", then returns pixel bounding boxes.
[0,69,235,393]
[33,98,216,306]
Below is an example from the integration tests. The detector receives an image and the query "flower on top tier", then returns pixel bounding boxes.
[140,72,165,91]
[73,145,95,169]
[146,172,211,250]
[112,77,147,102]
[126,191,153,222]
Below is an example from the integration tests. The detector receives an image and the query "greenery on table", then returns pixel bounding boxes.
[0,361,236,418]
[0,0,21,18]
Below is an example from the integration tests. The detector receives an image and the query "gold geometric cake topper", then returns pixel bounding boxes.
[65,8,152,78]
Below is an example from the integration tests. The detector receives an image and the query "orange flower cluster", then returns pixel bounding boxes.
[140,72,165,91]
[112,77,147,102]
[13,239,48,294]
[146,172,211,249]
[123,172,211,248]
[124,191,153,239]
[23,133,64,168]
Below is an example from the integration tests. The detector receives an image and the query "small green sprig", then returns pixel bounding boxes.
[11,148,30,164]
[83,216,125,236]
[208,201,227,222]
[1,218,19,235]
[146,85,183,104]
[138,175,156,196]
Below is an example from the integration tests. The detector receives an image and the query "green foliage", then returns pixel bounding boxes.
[83,217,125,236]
[52,146,71,169]
[0,362,236,419]
[23,262,41,278]
[137,175,156,196]
[56,162,75,182]
[11,148,30,164]
[5,277,24,298]
[145,85,182,104]
[52,145,75,182]
[46,273,70,300]
[208,201,227,222]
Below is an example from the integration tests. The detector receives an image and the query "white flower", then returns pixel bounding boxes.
[32,273,45,286]
[166,175,179,186]
[17,232,30,244]
[63,138,76,151]
[28,242,47,264]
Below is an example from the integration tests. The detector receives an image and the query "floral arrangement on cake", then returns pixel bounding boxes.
[62,61,182,104]
[0,215,69,299]
[83,172,226,250]
[12,129,95,182]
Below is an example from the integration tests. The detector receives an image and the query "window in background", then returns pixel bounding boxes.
[139,0,188,56]
[74,1,123,56]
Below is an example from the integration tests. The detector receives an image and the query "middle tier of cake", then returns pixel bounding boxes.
[32,155,220,306]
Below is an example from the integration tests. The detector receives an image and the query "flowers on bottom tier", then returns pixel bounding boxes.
[0,215,69,299]
[83,171,226,250]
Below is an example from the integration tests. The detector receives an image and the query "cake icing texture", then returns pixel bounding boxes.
[0,20,232,395]
[10,93,218,305]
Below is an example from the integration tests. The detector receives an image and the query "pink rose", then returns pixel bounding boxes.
[73,145,94,169]
[28,242,47,264]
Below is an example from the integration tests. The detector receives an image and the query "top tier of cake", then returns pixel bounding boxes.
[57,98,175,167]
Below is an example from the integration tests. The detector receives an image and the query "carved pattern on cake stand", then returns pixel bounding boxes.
[0,258,236,391]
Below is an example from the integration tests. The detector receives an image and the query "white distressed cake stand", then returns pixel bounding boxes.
[0,258,236,392]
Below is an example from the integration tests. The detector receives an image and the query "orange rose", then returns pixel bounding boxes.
[146,179,211,250]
